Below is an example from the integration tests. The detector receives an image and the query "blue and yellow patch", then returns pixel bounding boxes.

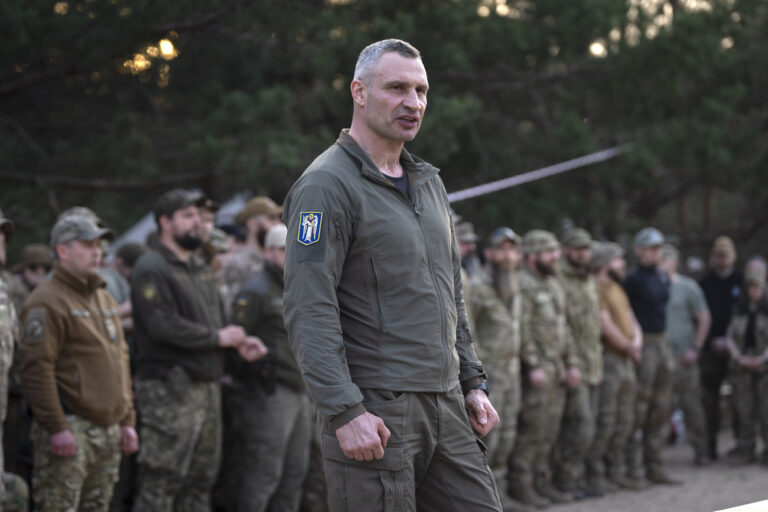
[297,211,323,246]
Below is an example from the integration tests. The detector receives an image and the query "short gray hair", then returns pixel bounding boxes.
[353,39,421,84]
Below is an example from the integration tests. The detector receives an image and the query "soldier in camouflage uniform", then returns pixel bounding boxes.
[553,229,603,498]
[584,242,645,492]
[468,227,526,511]
[19,215,138,512]
[0,210,29,512]
[508,230,581,508]
[725,268,768,464]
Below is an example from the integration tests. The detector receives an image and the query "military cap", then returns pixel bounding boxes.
[634,227,664,248]
[18,243,52,268]
[51,215,114,248]
[522,230,559,254]
[661,243,679,261]
[712,236,736,257]
[115,242,147,268]
[454,222,479,243]
[0,208,14,237]
[234,196,282,224]
[591,241,624,270]
[488,227,521,247]
[58,206,105,227]
[561,228,593,248]
[153,189,207,224]
[745,267,766,287]
[265,223,288,249]
[208,228,229,253]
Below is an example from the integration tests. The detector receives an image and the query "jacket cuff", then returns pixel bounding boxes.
[120,408,137,428]
[329,402,367,431]
[42,415,70,436]
[460,376,485,394]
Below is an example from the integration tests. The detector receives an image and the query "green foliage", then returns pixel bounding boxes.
[1,0,766,258]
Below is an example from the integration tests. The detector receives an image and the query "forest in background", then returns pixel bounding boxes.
[2,0,766,261]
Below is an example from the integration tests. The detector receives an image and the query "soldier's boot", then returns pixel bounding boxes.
[608,474,647,491]
[534,477,573,504]
[497,477,534,512]
[581,476,608,498]
[645,468,683,486]
[508,475,550,509]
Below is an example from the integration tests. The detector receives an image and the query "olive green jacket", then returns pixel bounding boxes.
[283,130,484,426]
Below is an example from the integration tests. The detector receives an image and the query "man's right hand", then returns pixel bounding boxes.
[217,325,247,348]
[238,336,269,362]
[335,412,391,462]
[528,368,547,388]
[711,337,729,355]
[50,429,76,457]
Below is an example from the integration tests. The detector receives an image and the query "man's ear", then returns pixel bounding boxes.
[350,79,366,107]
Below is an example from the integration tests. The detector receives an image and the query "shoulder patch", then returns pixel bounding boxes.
[24,307,46,344]
[142,280,158,302]
[297,211,323,246]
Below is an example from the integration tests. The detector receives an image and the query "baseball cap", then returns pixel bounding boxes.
[234,196,283,224]
[561,228,593,248]
[0,208,13,237]
[522,230,559,254]
[634,227,664,248]
[153,189,207,224]
[455,222,479,243]
[265,224,288,248]
[50,215,114,248]
[58,206,105,227]
[488,227,521,247]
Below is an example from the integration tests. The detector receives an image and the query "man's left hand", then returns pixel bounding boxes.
[120,426,139,455]
[681,348,699,366]
[565,366,581,387]
[465,389,499,437]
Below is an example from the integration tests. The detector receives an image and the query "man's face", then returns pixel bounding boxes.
[607,256,627,282]
[747,283,765,304]
[57,239,102,277]
[488,241,521,270]
[533,248,560,275]
[23,264,50,287]
[458,241,476,260]
[714,251,735,272]
[565,246,591,269]
[636,245,662,267]
[264,246,286,270]
[163,205,203,250]
[659,256,677,276]
[354,52,428,143]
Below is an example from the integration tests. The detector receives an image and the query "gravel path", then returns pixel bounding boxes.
[552,434,768,512]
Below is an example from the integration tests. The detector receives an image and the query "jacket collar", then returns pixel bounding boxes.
[560,257,589,279]
[336,129,439,191]
[152,240,204,270]
[52,262,105,295]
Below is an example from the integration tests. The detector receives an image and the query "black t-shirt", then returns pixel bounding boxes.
[699,269,743,339]
[623,264,670,334]
[385,172,410,199]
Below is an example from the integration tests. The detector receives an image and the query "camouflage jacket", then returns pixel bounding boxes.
[559,259,603,385]
[518,267,577,378]
[467,270,520,375]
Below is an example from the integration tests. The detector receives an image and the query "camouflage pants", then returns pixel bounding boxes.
[729,367,768,457]
[554,383,598,490]
[585,351,636,483]
[2,471,29,512]
[626,333,674,477]
[31,415,121,512]
[231,382,311,512]
[133,367,221,512]
[508,362,566,488]
[671,359,707,459]
[484,362,521,479]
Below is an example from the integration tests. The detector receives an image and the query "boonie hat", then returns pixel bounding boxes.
[561,228,593,248]
[590,242,624,270]
[235,196,282,224]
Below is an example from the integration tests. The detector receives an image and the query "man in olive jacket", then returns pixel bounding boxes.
[283,39,501,511]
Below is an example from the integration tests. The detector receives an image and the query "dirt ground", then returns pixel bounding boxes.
[553,433,768,512]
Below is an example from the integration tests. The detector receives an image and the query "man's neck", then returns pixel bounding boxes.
[348,124,404,178]
[715,265,733,279]
[160,235,191,262]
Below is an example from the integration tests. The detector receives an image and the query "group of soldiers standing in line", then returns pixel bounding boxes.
[454,219,768,511]
[1,191,767,512]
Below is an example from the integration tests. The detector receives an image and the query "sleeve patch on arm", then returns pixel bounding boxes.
[295,211,327,262]
[24,307,46,344]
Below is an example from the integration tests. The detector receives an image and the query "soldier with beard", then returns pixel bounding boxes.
[468,227,526,511]
[585,243,645,492]
[553,229,603,498]
[508,230,581,508]
[130,189,268,512]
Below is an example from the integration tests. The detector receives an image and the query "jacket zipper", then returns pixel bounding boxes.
[369,256,386,334]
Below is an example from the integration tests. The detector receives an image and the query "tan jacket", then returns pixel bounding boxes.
[20,264,135,434]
